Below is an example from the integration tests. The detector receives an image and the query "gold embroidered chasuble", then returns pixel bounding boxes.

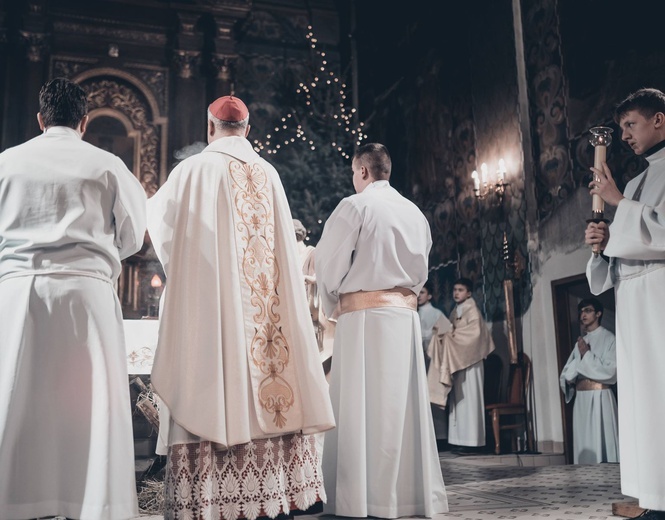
[148,136,334,448]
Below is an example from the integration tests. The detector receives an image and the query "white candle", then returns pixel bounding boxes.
[480,163,488,186]
[592,146,606,214]
[472,170,480,192]
[498,158,506,184]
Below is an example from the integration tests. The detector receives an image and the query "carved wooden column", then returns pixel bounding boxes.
[211,16,238,97]
[170,12,206,165]
[3,0,50,147]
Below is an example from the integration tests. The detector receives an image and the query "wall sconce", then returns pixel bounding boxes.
[471,158,509,204]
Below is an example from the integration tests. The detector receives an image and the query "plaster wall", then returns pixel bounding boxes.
[521,186,609,451]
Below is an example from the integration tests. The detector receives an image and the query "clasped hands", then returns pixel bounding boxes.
[576,337,590,357]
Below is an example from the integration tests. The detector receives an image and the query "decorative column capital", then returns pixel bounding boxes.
[211,54,237,81]
[19,30,49,62]
[173,49,201,79]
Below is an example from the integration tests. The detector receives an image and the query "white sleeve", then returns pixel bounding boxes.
[146,165,181,274]
[604,197,665,260]
[559,348,579,403]
[112,156,147,260]
[586,253,613,295]
[315,199,362,317]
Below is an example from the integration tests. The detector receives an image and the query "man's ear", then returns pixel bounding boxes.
[79,114,89,135]
[37,113,45,131]
[654,112,665,128]
[208,119,216,138]
[362,165,370,180]
[244,124,250,138]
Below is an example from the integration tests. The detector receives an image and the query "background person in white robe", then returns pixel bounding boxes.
[147,95,335,520]
[443,278,493,453]
[293,218,335,377]
[418,281,451,447]
[316,142,448,518]
[586,87,665,520]
[418,280,446,363]
[0,78,146,520]
[560,298,619,464]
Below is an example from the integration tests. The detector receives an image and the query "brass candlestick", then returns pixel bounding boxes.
[587,126,613,256]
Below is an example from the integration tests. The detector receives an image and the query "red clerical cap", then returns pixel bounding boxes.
[208,95,249,122]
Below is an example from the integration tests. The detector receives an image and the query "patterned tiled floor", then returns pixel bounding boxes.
[132,452,632,520]
[431,453,627,519]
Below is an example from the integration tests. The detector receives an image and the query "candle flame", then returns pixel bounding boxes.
[150,274,163,288]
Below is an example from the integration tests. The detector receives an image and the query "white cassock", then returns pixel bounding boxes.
[419,303,449,439]
[0,126,146,520]
[418,302,444,354]
[559,326,619,464]
[587,145,665,510]
[316,180,448,518]
[447,300,488,447]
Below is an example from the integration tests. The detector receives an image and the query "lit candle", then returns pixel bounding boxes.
[471,170,480,192]
[498,158,506,184]
[150,274,162,289]
[480,163,488,187]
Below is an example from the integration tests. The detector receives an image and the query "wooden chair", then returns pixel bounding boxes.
[485,352,532,455]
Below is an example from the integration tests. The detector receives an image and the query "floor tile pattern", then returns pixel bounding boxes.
[437,454,626,519]
[118,452,631,519]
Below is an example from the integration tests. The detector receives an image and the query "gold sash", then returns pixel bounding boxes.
[339,287,417,315]
[576,378,610,391]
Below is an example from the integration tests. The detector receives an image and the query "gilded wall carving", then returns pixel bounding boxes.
[82,78,161,196]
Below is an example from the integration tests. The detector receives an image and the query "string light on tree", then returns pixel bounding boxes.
[252,25,366,159]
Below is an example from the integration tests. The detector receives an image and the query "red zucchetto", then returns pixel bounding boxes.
[208,95,249,122]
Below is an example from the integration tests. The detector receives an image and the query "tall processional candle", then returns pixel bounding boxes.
[587,126,613,256]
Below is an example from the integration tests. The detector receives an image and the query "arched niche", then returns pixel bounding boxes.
[74,68,168,195]
[85,108,141,174]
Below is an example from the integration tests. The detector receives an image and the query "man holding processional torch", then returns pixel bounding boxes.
[585,88,665,520]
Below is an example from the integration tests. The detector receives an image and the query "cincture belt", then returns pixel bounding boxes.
[0,269,112,285]
[576,378,610,391]
[339,287,417,315]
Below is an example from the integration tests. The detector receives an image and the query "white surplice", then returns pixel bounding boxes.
[0,126,146,520]
[316,180,448,518]
[420,303,449,440]
[587,145,665,509]
[559,326,619,464]
[147,136,335,450]
[418,302,445,354]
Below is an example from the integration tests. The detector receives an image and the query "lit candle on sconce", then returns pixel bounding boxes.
[471,170,480,194]
[498,158,506,184]
[471,157,511,202]
[150,274,163,291]
[148,274,163,318]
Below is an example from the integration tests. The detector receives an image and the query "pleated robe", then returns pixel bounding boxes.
[0,126,147,520]
[586,145,665,510]
[560,326,619,464]
[316,180,448,518]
